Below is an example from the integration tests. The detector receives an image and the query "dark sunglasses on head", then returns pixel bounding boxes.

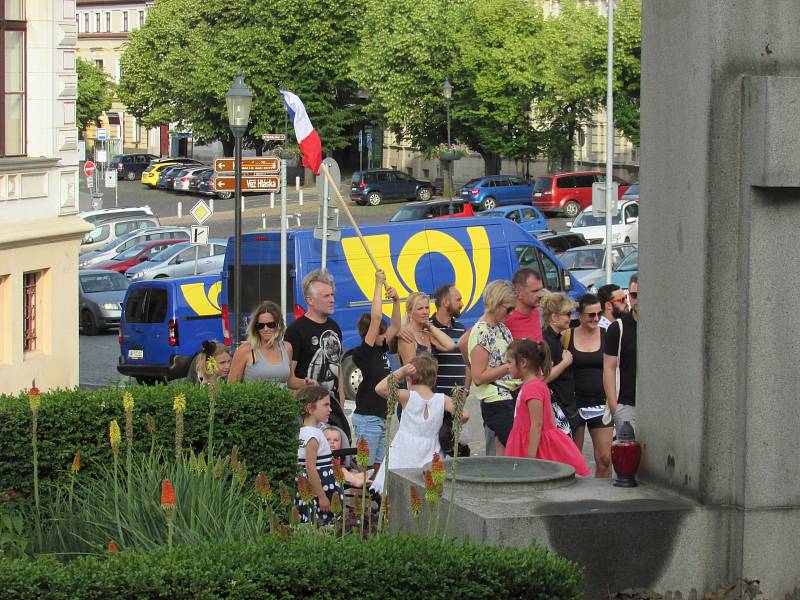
[583,312,601,319]
[503,304,516,313]
[255,321,278,330]
[628,292,638,299]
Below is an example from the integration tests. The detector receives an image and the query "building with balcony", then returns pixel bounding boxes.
[0,0,92,394]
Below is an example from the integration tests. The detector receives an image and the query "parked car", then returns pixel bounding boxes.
[79,206,154,225]
[92,239,185,274]
[156,165,187,191]
[606,249,639,291]
[173,166,210,192]
[126,240,229,280]
[533,231,588,255]
[389,199,474,222]
[141,162,179,187]
[558,243,638,287]
[350,169,435,206]
[80,216,160,254]
[479,205,548,234]
[80,227,191,269]
[567,200,639,245]
[190,169,234,200]
[187,168,214,193]
[532,171,630,218]
[148,156,203,168]
[109,153,158,181]
[79,270,130,335]
[459,175,535,210]
[622,182,640,202]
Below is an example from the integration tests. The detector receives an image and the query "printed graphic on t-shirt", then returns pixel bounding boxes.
[308,329,342,390]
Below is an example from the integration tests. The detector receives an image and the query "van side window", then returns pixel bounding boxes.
[515,245,542,276]
[125,288,148,322]
[556,176,575,189]
[115,221,133,236]
[574,175,596,188]
[537,250,561,290]
[144,289,168,322]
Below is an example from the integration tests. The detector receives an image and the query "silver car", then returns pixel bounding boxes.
[173,166,210,192]
[79,270,130,334]
[126,239,228,280]
[79,227,191,269]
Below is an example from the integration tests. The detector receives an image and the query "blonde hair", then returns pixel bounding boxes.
[482,280,517,313]
[404,292,430,325]
[246,301,286,349]
[409,351,438,389]
[540,291,577,325]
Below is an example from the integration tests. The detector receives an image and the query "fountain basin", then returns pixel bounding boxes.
[426,456,575,492]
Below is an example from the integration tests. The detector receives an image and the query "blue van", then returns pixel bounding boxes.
[117,275,222,384]
[221,218,585,398]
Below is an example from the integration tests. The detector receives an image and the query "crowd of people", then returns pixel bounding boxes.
[191,264,639,522]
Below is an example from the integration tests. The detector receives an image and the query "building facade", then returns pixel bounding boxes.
[0,0,91,394]
[75,0,165,157]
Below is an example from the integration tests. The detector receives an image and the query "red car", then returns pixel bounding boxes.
[532,171,629,218]
[93,239,184,274]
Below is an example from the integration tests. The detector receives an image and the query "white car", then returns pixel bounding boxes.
[567,200,639,245]
[173,166,210,192]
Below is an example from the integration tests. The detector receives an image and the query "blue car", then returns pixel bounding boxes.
[459,175,534,210]
[480,205,548,234]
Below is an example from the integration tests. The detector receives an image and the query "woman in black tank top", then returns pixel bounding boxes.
[567,294,613,478]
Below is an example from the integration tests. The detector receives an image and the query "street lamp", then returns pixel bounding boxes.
[225,69,253,348]
[443,79,453,215]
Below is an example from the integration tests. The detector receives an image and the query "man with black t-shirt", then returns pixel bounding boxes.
[604,274,638,434]
[285,269,350,440]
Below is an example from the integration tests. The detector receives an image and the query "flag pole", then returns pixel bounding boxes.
[320,162,381,272]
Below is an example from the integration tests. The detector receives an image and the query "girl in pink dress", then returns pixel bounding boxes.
[504,339,590,477]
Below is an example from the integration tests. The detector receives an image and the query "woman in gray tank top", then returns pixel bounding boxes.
[229,301,292,386]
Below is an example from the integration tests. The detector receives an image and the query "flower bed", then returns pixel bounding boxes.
[0,534,583,599]
[0,382,299,498]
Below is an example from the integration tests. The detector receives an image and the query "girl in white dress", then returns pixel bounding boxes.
[370,352,469,494]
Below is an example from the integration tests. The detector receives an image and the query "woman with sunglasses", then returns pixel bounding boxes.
[564,292,613,477]
[228,300,293,386]
[468,280,519,456]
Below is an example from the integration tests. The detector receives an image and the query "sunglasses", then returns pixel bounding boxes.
[255,321,278,330]
[503,304,516,313]
[582,312,601,319]
[611,297,628,304]
[628,292,638,299]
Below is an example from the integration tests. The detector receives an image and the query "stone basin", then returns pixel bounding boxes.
[426,456,575,492]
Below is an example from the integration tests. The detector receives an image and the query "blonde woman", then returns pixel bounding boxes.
[540,291,578,434]
[468,280,518,456]
[229,301,296,386]
[397,292,456,367]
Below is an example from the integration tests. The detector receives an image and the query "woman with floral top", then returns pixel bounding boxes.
[468,280,519,456]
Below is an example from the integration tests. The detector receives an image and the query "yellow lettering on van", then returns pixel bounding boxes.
[181,281,221,316]
[342,226,492,317]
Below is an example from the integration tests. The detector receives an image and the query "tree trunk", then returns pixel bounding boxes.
[254,138,264,156]
[221,139,234,158]
[482,152,500,176]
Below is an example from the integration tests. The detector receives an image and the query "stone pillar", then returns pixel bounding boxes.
[641,1,800,595]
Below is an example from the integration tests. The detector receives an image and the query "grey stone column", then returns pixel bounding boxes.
[641,1,800,594]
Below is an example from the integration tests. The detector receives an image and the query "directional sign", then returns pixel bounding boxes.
[97,128,107,141]
[190,225,209,245]
[262,133,286,141]
[214,176,281,192]
[83,160,96,177]
[214,157,280,174]
[87,176,94,189]
[104,170,117,188]
[190,199,213,225]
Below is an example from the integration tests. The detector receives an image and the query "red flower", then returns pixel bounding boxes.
[409,485,422,517]
[423,470,439,505]
[255,472,273,502]
[332,458,345,487]
[108,541,119,553]
[356,436,370,470]
[431,452,446,490]
[278,481,292,507]
[296,474,314,504]
[160,479,176,512]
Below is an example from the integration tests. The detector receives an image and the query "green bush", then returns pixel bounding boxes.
[0,534,583,599]
[0,382,299,499]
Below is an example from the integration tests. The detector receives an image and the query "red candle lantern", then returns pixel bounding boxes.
[611,421,641,487]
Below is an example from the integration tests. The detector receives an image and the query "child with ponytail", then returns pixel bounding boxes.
[504,339,590,476]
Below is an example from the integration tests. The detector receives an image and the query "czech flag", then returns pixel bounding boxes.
[279,90,322,176]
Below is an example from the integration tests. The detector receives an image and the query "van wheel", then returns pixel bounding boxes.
[81,310,98,336]
[341,354,362,401]
[563,201,581,219]
[417,187,432,201]
[367,192,382,206]
[482,197,496,210]
[126,171,136,181]
[355,200,367,206]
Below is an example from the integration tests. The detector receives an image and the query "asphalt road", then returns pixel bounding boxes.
[78,176,568,389]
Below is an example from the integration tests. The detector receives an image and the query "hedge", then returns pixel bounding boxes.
[0,534,583,599]
[0,382,299,498]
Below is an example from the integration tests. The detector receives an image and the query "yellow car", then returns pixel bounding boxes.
[141,161,177,187]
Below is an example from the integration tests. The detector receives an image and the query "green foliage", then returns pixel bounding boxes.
[0,534,583,599]
[75,58,114,130]
[612,0,642,146]
[0,382,299,500]
[119,0,364,150]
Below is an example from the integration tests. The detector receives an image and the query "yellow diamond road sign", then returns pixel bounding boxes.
[190,199,213,225]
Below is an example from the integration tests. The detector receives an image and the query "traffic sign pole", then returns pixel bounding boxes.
[321,174,329,271]
[280,160,288,321]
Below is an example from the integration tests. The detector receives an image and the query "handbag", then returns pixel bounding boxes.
[549,394,572,436]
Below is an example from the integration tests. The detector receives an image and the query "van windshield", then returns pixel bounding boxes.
[390,205,431,222]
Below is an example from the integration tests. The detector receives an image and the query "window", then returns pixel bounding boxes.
[555,176,575,189]
[23,270,40,352]
[537,250,561,291]
[573,175,596,188]
[138,10,144,27]
[122,11,128,31]
[94,12,100,32]
[83,12,88,32]
[624,203,639,221]
[94,58,103,71]
[105,12,110,32]
[2,0,26,156]
[125,288,167,323]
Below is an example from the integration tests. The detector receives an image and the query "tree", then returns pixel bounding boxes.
[612,0,641,146]
[118,0,364,156]
[76,57,114,132]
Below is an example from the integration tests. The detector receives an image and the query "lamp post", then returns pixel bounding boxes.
[443,79,454,215]
[225,69,253,348]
